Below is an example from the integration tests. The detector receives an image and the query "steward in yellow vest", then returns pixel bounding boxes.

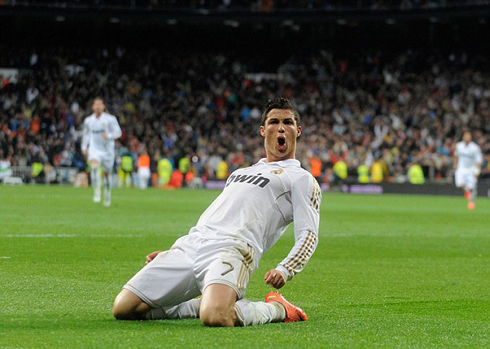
[158,158,173,186]
[216,160,229,180]
[333,161,348,180]
[371,160,384,183]
[357,164,370,183]
[408,163,425,184]
[179,157,190,175]
[120,154,134,187]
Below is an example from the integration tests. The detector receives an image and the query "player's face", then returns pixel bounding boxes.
[92,99,105,115]
[463,132,472,144]
[260,109,302,162]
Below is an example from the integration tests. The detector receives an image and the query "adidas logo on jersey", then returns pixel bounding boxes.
[225,173,270,188]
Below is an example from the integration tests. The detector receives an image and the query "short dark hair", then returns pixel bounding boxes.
[261,97,300,126]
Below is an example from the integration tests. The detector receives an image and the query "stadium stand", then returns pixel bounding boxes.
[1,45,488,185]
[2,0,490,11]
[0,0,489,186]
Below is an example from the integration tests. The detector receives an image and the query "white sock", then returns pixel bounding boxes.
[91,167,101,191]
[470,187,477,202]
[104,174,113,192]
[146,298,201,320]
[234,299,285,326]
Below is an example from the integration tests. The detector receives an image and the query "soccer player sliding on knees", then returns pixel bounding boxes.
[113,98,321,326]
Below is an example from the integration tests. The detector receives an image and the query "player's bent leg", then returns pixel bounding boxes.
[113,289,202,321]
[113,289,151,320]
[199,284,238,327]
[119,236,202,320]
[90,160,102,203]
[467,183,477,209]
[147,298,201,320]
[234,298,286,326]
[102,172,112,207]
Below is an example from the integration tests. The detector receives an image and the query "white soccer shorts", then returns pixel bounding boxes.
[123,234,256,309]
[455,169,477,190]
[88,150,115,173]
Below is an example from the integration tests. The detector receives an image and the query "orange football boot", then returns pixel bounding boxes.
[266,291,308,322]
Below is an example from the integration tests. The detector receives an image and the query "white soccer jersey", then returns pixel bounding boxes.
[81,112,122,157]
[189,158,321,281]
[455,141,482,172]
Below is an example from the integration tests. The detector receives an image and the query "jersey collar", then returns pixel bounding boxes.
[92,112,106,119]
[255,158,301,168]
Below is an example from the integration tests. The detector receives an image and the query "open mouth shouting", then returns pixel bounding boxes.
[277,135,287,152]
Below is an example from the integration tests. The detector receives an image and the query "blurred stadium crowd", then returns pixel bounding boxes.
[2,0,488,11]
[0,45,489,186]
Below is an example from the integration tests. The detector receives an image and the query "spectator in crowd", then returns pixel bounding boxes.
[481,150,490,179]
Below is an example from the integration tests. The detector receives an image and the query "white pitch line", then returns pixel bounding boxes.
[3,234,140,238]
[0,256,12,259]
[4,234,75,238]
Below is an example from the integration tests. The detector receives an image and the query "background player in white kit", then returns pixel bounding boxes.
[82,98,122,207]
[112,98,321,327]
[454,131,483,210]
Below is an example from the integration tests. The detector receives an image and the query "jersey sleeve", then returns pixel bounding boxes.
[81,118,90,152]
[275,172,321,281]
[107,115,122,140]
[475,145,483,165]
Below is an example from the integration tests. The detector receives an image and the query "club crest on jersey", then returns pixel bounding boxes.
[225,173,270,188]
[270,169,284,175]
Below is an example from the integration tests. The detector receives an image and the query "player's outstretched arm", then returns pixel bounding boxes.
[264,269,286,289]
[276,173,321,281]
[145,251,162,264]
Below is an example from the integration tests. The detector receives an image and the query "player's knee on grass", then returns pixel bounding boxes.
[200,284,239,327]
[200,304,237,327]
[112,289,150,320]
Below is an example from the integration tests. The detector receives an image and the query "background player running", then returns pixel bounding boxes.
[82,98,122,207]
[112,97,321,326]
[454,131,483,210]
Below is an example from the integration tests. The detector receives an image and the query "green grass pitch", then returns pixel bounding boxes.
[1,186,489,348]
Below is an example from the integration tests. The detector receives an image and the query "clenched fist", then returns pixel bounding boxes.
[264,269,286,289]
